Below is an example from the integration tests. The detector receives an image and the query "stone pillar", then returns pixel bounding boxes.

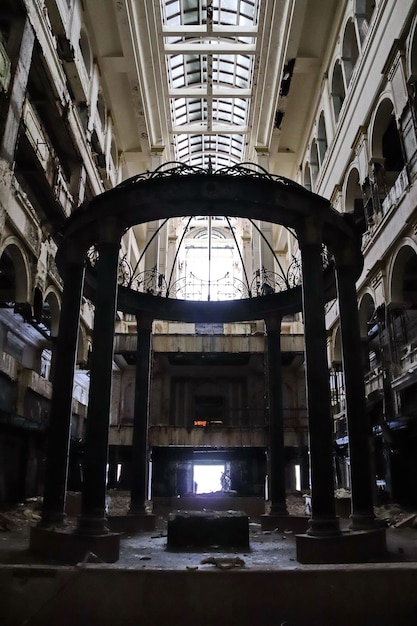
[298,218,340,536]
[40,252,85,527]
[265,315,288,515]
[107,446,119,490]
[335,243,376,529]
[129,313,153,514]
[77,220,125,535]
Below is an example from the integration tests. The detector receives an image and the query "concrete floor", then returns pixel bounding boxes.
[2,517,417,625]
[1,516,417,569]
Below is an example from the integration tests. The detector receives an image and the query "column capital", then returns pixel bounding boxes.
[265,314,282,332]
[295,216,324,248]
[97,216,127,245]
[333,239,360,268]
[136,312,154,332]
[66,244,88,266]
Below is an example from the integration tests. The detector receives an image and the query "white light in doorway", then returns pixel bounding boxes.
[193,464,225,494]
[295,464,301,492]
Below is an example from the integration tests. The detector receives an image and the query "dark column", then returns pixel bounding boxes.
[129,314,153,513]
[0,17,35,161]
[40,254,85,527]
[335,244,376,529]
[298,218,340,536]
[265,315,288,515]
[107,446,119,490]
[77,221,124,535]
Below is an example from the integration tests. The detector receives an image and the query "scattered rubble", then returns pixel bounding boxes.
[375,504,417,528]
[200,556,245,569]
[1,492,417,534]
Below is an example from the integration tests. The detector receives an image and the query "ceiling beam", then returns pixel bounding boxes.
[164,43,257,54]
[169,88,252,98]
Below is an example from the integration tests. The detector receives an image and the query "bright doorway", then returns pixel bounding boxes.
[193,463,225,494]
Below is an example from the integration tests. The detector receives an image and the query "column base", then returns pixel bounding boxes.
[107,513,156,534]
[29,526,121,564]
[37,513,67,530]
[349,512,379,530]
[296,527,387,564]
[306,516,341,536]
[76,514,109,536]
[260,514,309,533]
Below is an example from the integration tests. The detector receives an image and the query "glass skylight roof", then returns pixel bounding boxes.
[161,0,260,169]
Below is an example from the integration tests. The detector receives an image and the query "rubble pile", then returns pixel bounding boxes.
[0,497,42,531]
[375,504,417,528]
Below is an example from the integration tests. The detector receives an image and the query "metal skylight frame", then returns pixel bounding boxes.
[160,0,260,169]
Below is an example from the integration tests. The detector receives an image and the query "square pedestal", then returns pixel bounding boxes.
[260,514,310,533]
[107,513,156,534]
[29,526,121,564]
[167,510,249,549]
[296,527,387,564]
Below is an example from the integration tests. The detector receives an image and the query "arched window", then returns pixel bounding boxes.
[79,28,92,78]
[0,243,29,305]
[317,112,328,166]
[331,61,346,123]
[371,98,406,210]
[303,163,312,192]
[309,141,319,189]
[358,293,377,374]
[97,91,106,131]
[355,0,375,43]
[342,19,359,86]
[389,246,417,360]
[345,168,367,232]
[110,137,118,171]
[175,217,242,301]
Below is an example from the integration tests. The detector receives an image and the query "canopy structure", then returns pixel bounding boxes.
[35,165,381,565]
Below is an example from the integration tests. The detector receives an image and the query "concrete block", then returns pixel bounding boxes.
[167,509,249,548]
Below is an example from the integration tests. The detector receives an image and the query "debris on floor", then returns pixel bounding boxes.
[200,556,245,569]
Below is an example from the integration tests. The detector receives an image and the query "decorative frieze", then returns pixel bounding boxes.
[0,39,11,92]
[47,252,63,287]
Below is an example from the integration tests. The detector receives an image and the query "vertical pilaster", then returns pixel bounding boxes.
[77,220,125,535]
[335,243,376,529]
[265,315,288,515]
[298,218,340,536]
[40,252,85,527]
[0,16,35,162]
[129,313,153,514]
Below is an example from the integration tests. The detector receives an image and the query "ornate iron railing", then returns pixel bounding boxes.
[114,257,305,301]
[115,160,307,192]
[87,246,334,301]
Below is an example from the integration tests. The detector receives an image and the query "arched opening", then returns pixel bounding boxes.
[79,28,92,77]
[388,245,417,505]
[344,167,367,233]
[303,162,312,192]
[0,247,17,305]
[317,112,328,166]
[331,61,346,123]
[355,0,375,43]
[309,141,319,189]
[358,292,377,375]
[342,19,360,87]
[38,291,60,380]
[0,243,29,306]
[371,98,406,212]
[175,217,242,301]
[97,91,106,132]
